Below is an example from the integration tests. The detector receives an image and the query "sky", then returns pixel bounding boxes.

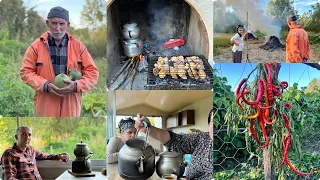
[292,0,320,14]
[22,0,86,28]
[214,63,320,92]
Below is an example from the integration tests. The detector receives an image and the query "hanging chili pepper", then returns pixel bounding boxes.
[236,78,247,96]
[256,113,269,148]
[278,134,290,168]
[266,63,274,101]
[241,79,264,105]
[241,105,259,119]
[285,155,312,176]
[262,109,277,125]
[258,105,273,110]
[284,102,292,109]
[236,89,250,111]
[250,119,260,144]
[261,78,270,119]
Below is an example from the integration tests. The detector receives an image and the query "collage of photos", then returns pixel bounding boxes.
[0,0,319,180]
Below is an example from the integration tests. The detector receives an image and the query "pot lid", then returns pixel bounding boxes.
[124,22,137,28]
[159,151,181,158]
[76,141,87,146]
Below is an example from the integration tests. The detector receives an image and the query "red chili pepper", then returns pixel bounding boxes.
[250,119,260,144]
[266,63,274,101]
[256,113,269,148]
[279,134,290,168]
[241,79,264,105]
[284,102,292,109]
[236,78,247,96]
[285,153,312,176]
[272,86,281,96]
[262,109,277,125]
[280,81,288,89]
[236,89,249,111]
[258,104,273,110]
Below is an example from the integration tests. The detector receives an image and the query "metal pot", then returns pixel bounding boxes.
[74,141,90,157]
[156,151,186,178]
[72,141,94,173]
[122,39,143,57]
[118,123,155,180]
[123,22,140,39]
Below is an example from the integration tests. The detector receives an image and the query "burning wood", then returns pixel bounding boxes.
[244,33,258,41]
[111,55,142,90]
[259,36,285,50]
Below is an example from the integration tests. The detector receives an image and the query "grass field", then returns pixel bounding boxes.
[214,33,320,63]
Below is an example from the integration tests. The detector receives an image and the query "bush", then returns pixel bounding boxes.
[308,35,320,44]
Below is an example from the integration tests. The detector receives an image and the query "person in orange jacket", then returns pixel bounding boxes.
[286,15,310,63]
[20,6,99,117]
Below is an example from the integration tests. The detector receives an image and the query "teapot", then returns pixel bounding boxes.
[72,141,94,173]
[123,22,140,40]
[156,150,186,178]
[118,121,155,179]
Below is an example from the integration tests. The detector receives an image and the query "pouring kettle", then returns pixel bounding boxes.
[118,120,155,180]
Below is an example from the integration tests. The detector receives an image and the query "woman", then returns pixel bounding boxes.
[107,117,137,164]
[230,25,248,63]
[135,108,214,180]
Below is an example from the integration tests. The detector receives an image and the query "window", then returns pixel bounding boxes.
[0,117,106,160]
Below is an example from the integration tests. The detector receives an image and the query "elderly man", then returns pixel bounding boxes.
[1,126,69,180]
[286,15,310,63]
[20,6,99,117]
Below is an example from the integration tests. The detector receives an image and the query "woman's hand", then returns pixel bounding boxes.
[135,113,151,133]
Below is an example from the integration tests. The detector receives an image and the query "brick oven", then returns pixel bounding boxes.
[106,0,213,90]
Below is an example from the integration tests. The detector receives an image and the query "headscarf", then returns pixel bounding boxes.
[118,117,136,134]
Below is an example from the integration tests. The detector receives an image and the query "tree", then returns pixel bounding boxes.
[0,0,26,40]
[305,3,320,33]
[81,0,106,28]
[299,12,310,27]
[267,0,295,25]
[304,78,320,93]
[25,8,47,41]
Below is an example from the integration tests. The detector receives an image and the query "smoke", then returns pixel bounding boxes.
[223,0,281,37]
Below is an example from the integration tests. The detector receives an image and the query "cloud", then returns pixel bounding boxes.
[294,0,319,6]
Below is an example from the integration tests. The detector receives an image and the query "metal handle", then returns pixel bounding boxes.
[135,120,150,149]
[129,31,132,38]
[137,155,145,173]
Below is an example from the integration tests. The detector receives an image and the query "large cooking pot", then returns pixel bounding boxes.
[123,22,140,39]
[72,141,94,173]
[118,123,155,180]
[123,39,143,57]
[156,150,186,178]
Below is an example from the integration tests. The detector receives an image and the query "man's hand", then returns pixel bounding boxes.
[56,80,75,96]
[135,113,152,133]
[48,83,64,97]
[58,152,70,163]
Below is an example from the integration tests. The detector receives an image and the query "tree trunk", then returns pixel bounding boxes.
[263,146,275,180]
[263,63,281,180]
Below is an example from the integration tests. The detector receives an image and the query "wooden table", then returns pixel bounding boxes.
[56,170,107,180]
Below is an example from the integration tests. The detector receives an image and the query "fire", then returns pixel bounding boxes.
[131,54,143,62]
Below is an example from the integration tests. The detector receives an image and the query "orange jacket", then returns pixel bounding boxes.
[286,24,310,63]
[20,32,99,117]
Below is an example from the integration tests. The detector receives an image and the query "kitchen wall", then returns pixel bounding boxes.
[168,96,213,134]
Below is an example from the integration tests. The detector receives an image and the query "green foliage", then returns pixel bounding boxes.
[308,35,320,45]
[305,3,320,33]
[280,25,289,41]
[267,0,295,25]
[82,93,107,117]
[0,37,34,117]
[254,30,266,39]
[81,0,106,28]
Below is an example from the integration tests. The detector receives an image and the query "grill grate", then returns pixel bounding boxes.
[147,55,213,90]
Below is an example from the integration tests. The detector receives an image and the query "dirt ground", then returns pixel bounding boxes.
[214,40,319,63]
